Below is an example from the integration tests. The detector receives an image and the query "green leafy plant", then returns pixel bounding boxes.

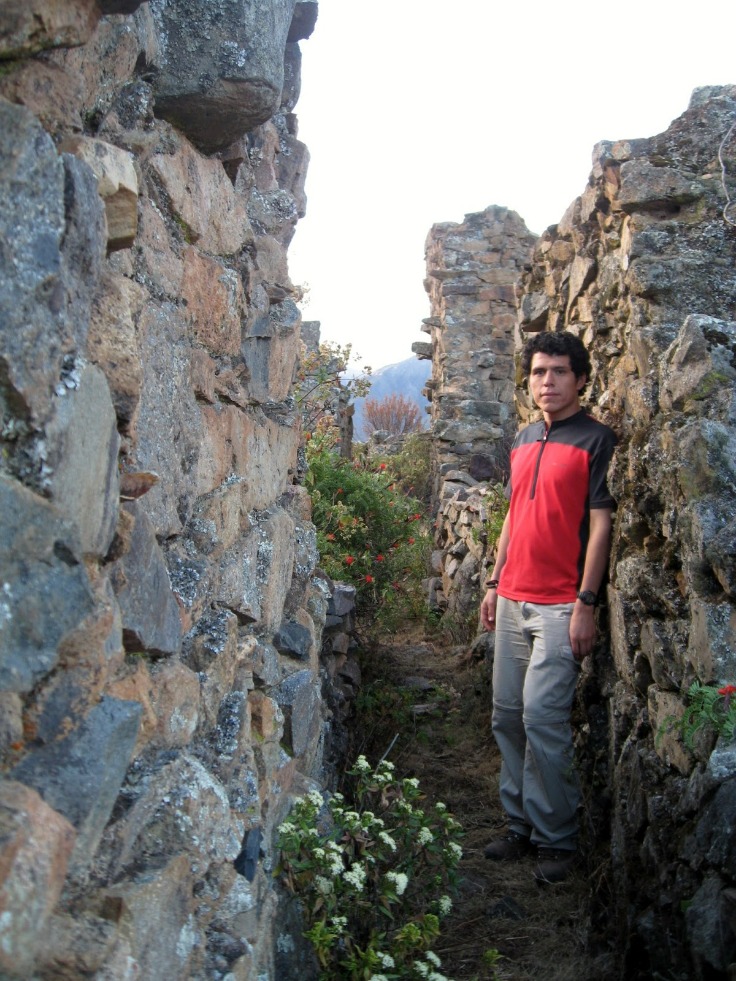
[381,433,432,507]
[470,483,508,553]
[355,681,418,735]
[276,756,463,981]
[305,424,431,622]
[660,681,736,749]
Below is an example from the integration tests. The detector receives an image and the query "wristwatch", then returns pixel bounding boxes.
[577,590,597,606]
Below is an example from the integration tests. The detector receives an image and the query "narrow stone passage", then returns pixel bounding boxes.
[350,631,617,981]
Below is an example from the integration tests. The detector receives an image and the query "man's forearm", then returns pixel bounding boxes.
[579,508,613,596]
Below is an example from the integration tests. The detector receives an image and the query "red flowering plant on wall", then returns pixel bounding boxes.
[304,423,430,622]
[660,680,736,750]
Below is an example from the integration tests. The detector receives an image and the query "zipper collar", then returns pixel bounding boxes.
[543,408,587,433]
[530,410,586,499]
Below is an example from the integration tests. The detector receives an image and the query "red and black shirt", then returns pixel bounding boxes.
[498,409,616,604]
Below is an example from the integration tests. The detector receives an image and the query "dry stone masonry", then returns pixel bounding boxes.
[0,2,336,978]
[2,2,736,977]
[531,87,736,979]
[419,207,536,622]
[423,87,736,978]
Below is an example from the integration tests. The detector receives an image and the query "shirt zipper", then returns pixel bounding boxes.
[530,426,549,499]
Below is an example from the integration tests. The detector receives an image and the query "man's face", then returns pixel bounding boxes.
[528,352,586,422]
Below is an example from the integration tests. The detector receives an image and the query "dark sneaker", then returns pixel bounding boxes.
[484,831,532,861]
[533,848,578,883]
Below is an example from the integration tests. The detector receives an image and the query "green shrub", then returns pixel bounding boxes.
[276,756,463,980]
[383,433,433,506]
[305,425,431,622]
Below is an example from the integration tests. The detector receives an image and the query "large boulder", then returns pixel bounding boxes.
[148,0,299,152]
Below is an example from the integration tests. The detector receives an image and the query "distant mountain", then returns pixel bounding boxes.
[352,357,431,440]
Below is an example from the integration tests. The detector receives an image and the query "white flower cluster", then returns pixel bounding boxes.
[373,759,396,786]
[448,842,463,860]
[378,952,395,968]
[417,826,434,847]
[384,870,408,896]
[277,821,296,836]
[354,755,372,772]
[438,895,452,916]
[378,831,397,851]
[315,875,332,895]
[343,862,367,892]
[413,953,448,981]
[325,840,344,875]
[307,790,324,808]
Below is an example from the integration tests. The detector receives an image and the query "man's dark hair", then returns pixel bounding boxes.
[520,331,592,386]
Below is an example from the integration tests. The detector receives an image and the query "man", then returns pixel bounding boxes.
[480,330,616,884]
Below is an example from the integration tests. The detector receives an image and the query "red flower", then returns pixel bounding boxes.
[376,554,384,562]
[345,555,355,565]
[719,684,736,711]
[379,463,387,470]
[336,488,343,495]
[365,574,374,583]
[326,533,336,541]
[408,537,415,544]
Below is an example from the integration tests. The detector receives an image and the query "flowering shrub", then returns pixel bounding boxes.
[305,424,431,620]
[276,756,463,980]
[661,680,736,749]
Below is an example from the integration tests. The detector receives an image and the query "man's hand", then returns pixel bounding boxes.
[569,602,596,660]
[480,589,498,632]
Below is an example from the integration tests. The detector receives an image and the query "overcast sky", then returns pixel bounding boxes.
[288,0,736,371]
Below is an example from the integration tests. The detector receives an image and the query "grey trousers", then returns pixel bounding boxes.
[491,596,580,850]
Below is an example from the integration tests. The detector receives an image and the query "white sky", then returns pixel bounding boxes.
[288,0,736,371]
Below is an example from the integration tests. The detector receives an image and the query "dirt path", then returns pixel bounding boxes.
[350,631,617,981]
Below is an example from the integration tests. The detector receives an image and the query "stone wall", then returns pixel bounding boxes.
[418,207,536,621]
[0,2,332,978]
[520,86,736,979]
[424,86,736,978]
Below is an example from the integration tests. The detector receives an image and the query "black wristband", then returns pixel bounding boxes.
[485,579,499,590]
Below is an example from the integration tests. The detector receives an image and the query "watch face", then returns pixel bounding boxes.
[578,590,597,606]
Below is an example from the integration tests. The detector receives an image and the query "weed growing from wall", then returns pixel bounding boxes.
[469,483,508,554]
[659,680,736,748]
